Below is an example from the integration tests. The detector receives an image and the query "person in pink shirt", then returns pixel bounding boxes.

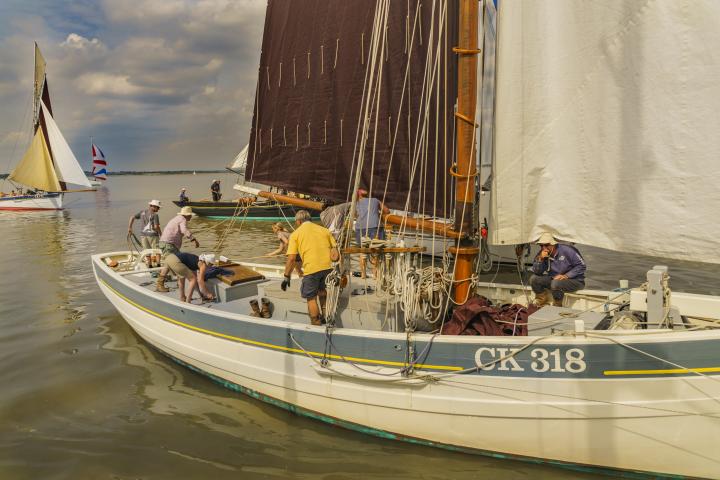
[156,206,200,292]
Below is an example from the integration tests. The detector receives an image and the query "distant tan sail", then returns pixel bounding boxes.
[8,129,61,192]
[34,43,46,107]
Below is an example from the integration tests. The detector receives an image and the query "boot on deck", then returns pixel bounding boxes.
[533,289,552,307]
[155,274,170,293]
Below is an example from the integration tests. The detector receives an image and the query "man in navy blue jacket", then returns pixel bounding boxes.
[530,232,586,306]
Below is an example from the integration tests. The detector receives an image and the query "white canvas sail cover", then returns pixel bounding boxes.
[41,100,92,188]
[230,145,248,171]
[491,0,720,264]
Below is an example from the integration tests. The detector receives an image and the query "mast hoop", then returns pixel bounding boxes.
[449,163,478,179]
[454,111,478,127]
[452,47,481,55]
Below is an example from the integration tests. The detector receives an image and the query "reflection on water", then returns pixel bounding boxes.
[2,172,708,479]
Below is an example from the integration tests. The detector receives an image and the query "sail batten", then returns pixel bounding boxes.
[41,100,92,189]
[491,0,720,264]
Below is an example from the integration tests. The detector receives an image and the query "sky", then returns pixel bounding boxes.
[0,0,266,173]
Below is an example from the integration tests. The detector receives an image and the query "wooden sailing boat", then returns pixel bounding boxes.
[94,1,720,477]
[174,144,321,219]
[1,43,93,211]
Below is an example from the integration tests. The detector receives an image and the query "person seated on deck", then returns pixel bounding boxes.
[266,222,303,277]
[529,232,586,307]
[210,179,222,202]
[281,210,339,326]
[169,252,216,303]
[178,188,189,204]
[354,188,390,279]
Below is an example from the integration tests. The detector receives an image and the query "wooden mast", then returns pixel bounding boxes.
[449,0,480,304]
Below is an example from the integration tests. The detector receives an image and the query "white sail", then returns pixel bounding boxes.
[490,0,720,264]
[229,144,248,171]
[41,100,92,188]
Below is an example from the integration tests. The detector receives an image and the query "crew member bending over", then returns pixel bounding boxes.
[530,232,586,307]
[281,210,339,326]
[266,222,303,277]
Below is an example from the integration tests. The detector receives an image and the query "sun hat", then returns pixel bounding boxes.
[179,206,193,216]
[198,253,216,264]
[149,199,161,207]
[536,232,558,245]
[181,187,186,191]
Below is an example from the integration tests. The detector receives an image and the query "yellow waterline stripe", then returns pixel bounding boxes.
[101,278,462,372]
[604,367,720,376]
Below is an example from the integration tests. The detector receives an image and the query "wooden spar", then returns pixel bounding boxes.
[234,186,325,211]
[343,246,425,254]
[450,0,480,304]
[382,214,463,239]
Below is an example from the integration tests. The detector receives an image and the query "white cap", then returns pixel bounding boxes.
[199,253,216,264]
[149,199,161,207]
[179,206,193,216]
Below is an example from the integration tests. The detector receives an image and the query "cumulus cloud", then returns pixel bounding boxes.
[61,33,106,52]
[77,72,143,96]
[0,0,266,171]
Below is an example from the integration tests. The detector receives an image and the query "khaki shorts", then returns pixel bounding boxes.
[141,236,159,250]
[164,253,195,280]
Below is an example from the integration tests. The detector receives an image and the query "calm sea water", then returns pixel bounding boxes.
[0,172,716,479]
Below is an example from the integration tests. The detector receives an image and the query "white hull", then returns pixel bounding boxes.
[0,193,62,211]
[93,253,720,478]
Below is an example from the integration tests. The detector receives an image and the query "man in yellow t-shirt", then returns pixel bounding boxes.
[283,210,339,325]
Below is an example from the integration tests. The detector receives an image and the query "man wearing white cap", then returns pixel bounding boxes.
[178,187,189,204]
[128,199,162,250]
[171,252,216,302]
[530,232,586,307]
[156,206,200,292]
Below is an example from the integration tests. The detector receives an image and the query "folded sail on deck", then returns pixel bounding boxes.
[247,1,457,214]
[490,0,720,264]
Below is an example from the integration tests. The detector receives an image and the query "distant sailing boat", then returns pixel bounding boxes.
[173,144,318,218]
[89,141,107,187]
[1,43,92,211]
[94,2,720,477]
[227,144,248,174]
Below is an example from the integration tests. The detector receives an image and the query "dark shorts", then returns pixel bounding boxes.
[355,227,385,245]
[300,269,332,299]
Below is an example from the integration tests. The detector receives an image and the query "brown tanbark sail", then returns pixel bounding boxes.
[246,1,457,215]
